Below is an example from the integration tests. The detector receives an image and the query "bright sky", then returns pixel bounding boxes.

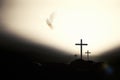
[2,0,120,57]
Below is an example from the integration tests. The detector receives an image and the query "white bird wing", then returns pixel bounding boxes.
[46,12,55,29]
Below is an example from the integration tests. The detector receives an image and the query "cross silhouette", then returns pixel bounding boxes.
[85,50,91,60]
[75,39,88,60]
[74,54,78,57]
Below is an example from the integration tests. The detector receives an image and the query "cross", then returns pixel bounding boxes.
[74,54,78,57]
[85,50,91,60]
[75,39,88,60]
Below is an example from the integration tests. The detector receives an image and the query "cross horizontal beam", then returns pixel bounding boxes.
[75,43,88,45]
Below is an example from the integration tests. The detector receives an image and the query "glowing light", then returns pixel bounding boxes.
[2,0,120,58]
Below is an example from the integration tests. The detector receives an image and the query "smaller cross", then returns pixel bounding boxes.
[74,54,78,57]
[85,50,91,60]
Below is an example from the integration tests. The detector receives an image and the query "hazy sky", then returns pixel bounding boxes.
[1,0,120,57]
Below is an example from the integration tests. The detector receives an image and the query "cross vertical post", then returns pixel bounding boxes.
[75,39,88,60]
[85,50,91,60]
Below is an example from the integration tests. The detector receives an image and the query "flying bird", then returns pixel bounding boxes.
[46,12,55,29]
